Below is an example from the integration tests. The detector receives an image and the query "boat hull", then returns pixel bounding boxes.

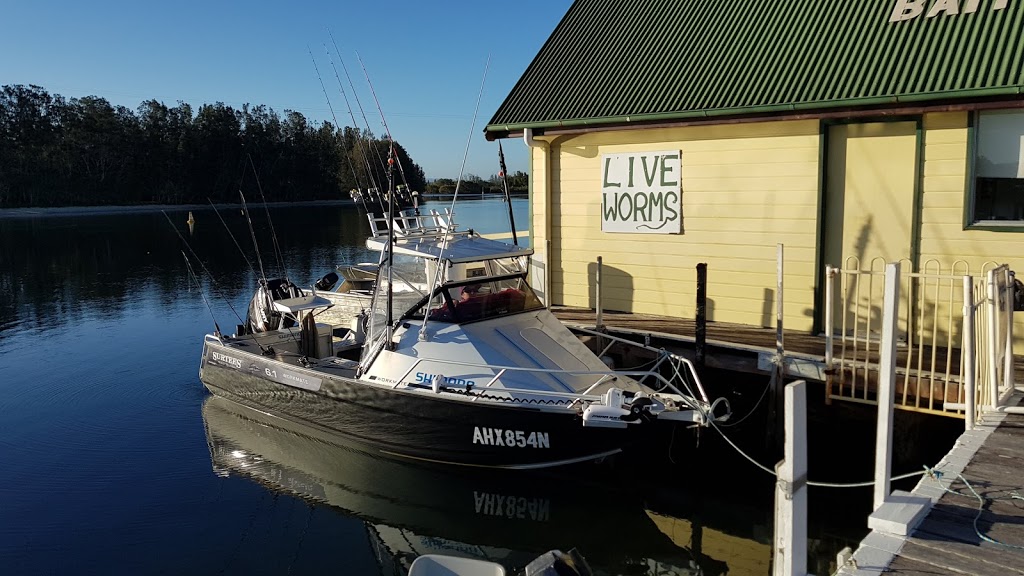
[200,341,634,469]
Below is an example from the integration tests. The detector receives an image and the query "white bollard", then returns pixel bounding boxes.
[773,379,808,576]
[874,262,900,512]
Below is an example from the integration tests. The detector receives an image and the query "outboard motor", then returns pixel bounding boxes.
[314,271,339,292]
[243,277,303,334]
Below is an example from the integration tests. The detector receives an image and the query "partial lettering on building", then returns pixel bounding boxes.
[890,0,1009,23]
[600,150,682,234]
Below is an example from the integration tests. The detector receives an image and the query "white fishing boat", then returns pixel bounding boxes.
[199,203,730,469]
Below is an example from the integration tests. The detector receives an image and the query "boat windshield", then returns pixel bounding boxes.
[424,275,543,324]
[365,254,431,347]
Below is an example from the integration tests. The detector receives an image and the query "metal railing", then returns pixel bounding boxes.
[825,258,1016,419]
[386,342,711,413]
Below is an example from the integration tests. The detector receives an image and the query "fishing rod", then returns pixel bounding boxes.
[356,51,417,204]
[308,45,376,213]
[239,190,268,285]
[497,141,518,246]
[352,52,406,350]
[182,251,222,337]
[247,154,286,276]
[323,42,382,196]
[160,211,267,352]
[208,199,258,277]
[333,33,391,196]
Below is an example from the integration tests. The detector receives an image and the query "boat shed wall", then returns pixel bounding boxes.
[529,113,1024,343]
[531,120,822,330]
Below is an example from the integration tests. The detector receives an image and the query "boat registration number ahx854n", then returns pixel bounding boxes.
[472,427,550,448]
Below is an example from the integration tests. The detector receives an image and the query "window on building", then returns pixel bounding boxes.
[972,110,1024,224]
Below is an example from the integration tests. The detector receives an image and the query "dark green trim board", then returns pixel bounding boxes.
[963,111,977,230]
[487,0,1024,135]
[812,121,828,335]
[911,119,925,273]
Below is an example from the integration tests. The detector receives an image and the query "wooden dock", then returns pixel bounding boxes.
[837,397,1024,575]
[553,306,1024,413]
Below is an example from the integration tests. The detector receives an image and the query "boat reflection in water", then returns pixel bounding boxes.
[201,396,759,576]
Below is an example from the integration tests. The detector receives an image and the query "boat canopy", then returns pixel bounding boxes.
[366,234,533,264]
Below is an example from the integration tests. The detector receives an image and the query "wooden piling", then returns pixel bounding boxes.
[696,263,707,370]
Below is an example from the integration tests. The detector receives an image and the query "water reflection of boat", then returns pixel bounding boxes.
[201,396,714,575]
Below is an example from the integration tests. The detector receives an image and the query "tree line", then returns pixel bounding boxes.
[0,84,426,208]
[424,171,529,197]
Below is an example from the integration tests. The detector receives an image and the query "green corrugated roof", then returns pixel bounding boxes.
[486,0,1024,134]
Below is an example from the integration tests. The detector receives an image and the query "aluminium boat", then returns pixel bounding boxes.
[199,208,729,469]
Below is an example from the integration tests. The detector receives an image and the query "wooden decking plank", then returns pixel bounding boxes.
[895,539,1024,575]
[886,552,979,575]
[911,505,1024,550]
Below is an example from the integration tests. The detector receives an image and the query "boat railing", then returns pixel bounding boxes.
[390,354,709,413]
[571,325,711,403]
[368,208,468,240]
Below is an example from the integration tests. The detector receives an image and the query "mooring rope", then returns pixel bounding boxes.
[706,415,928,487]
[924,467,1024,550]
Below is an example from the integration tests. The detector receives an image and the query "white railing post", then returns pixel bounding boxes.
[595,256,604,330]
[874,262,901,512]
[825,266,834,368]
[773,379,808,576]
[963,275,976,431]
[1003,269,1014,402]
[825,266,835,404]
[987,269,1000,409]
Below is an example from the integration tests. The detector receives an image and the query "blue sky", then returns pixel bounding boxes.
[0,1,572,179]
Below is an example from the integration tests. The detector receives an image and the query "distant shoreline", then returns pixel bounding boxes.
[0,195,526,219]
[0,200,359,219]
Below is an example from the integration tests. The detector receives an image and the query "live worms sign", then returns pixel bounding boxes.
[600,151,682,234]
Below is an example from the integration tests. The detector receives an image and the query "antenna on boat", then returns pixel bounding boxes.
[419,55,491,342]
[497,141,518,246]
[446,54,490,219]
[182,251,221,337]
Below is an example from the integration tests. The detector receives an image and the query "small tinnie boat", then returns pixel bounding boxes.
[199,206,729,469]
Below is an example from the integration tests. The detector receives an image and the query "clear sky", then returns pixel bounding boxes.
[0,1,572,179]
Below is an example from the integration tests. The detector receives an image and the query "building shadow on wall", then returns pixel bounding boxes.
[587,261,634,312]
[584,261,718,320]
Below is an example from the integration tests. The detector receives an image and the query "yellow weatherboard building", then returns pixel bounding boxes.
[485,0,1024,340]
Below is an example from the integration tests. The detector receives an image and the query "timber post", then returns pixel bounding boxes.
[696,263,707,371]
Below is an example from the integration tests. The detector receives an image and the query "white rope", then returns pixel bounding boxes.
[707,418,927,488]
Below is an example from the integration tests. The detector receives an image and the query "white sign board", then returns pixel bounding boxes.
[601,150,682,234]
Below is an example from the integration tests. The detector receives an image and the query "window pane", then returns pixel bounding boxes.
[974,110,1024,222]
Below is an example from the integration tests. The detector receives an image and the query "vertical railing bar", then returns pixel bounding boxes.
[963,275,976,430]
[1002,269,1014,403]
[825,266,835,403]
[987,268,1000,409]
[943,274,956,413]
[927,274,938,410]
[911,270,920,407]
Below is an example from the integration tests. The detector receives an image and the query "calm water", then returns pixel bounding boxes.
[0,198,948,575]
